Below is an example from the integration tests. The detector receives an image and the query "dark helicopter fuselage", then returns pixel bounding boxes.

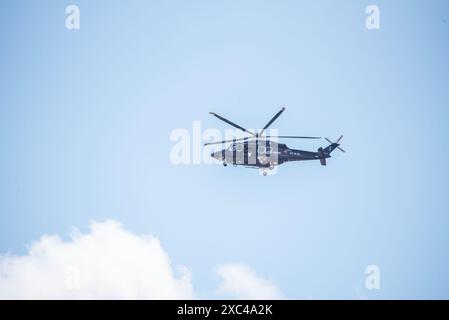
[211,139,340,168]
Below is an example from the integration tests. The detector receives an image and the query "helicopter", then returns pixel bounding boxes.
[205,107,344,176]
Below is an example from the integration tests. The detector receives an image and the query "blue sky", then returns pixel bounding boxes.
[1,0,449,299]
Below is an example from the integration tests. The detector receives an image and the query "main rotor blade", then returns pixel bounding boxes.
[265,135,321,139]
[325,138,333,144]
[209,112,255,136]
[204,135,321,146]
[337,146,346,153]
[260,107,286,136]
[203,137,248,146]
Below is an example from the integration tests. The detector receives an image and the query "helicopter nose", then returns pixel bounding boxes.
[211,151,220,160]
[211,151,223,161]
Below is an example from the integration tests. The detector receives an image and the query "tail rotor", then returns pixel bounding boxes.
[325,135,345,153]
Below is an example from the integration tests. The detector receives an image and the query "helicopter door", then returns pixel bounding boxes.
[235,143,244,164]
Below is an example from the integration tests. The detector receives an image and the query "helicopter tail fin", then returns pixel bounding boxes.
[323,136,345,154]
[319,157,326,166]
[317,147,327,166]
[322,143,339,155]
[318,136,345,166]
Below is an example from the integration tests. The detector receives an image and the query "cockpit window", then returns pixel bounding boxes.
[228,144,244,152]
[228,144,236,151]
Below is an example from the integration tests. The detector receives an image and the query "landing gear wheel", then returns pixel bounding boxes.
[223,162,227,167]
[263,170,267,176]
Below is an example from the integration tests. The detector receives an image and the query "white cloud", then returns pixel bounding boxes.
[0,220,283,300]
[215,264,283,299]
[0,220,194,299]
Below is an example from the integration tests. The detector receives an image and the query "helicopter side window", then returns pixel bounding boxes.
[258,145,266,154]
[228,144,236,151]
[236,144,243,152]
